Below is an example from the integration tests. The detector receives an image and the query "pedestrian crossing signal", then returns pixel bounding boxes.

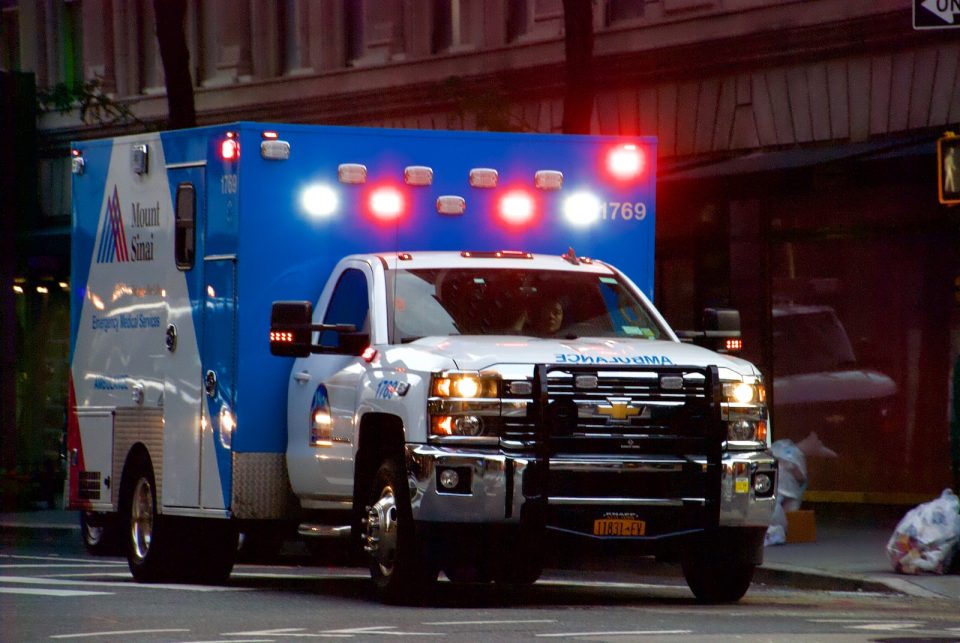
[938,133,960,205]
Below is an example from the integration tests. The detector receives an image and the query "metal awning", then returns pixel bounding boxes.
[660,133,938,182]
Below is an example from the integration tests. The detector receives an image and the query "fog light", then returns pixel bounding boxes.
[439,469,460,490]
[728,419,755,441]
[753,473,773,496]
[456,416,483,437]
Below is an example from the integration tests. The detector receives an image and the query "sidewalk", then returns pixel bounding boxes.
[2,504,959,600]
[758,502,960,600]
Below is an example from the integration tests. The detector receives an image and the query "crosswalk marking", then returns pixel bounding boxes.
[50,629,190,639]
[0,587,111,597]
[0,575,249,592]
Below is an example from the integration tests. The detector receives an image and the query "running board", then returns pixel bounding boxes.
[298,523,351,538]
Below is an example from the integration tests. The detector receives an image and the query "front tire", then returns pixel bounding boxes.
[680,528,763,603]
[363,458,436,603]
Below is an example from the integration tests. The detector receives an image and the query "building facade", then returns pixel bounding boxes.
[2,0,958,504]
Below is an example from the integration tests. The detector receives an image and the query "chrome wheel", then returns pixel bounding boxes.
[130,477,154,563]
[364,484,400,577]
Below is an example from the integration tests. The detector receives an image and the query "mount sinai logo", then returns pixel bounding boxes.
[96,186,160,263]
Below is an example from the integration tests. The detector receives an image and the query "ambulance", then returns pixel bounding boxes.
[69,123,775,602]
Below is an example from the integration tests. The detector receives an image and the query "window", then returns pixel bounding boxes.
[60,0,83,88]
[606,0,647,24]
[387,268,665,342]
[38,157,71,222]
[278,0,305,73]
[345,0,405,65]
[1,4,20,71]
[431,0,477,53]
[137,0,163,92]
[320,269,370,347]
[175,183,195,270]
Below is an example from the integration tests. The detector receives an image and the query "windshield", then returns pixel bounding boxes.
[387,268,666,343]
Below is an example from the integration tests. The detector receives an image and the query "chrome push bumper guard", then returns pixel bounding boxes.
[406,363,776,536]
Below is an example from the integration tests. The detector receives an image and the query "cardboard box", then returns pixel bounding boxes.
[786,509,817,543]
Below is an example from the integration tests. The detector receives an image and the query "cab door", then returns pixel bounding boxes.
[287,261,372,504]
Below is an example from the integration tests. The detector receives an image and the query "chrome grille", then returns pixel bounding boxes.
[501,365,720,457]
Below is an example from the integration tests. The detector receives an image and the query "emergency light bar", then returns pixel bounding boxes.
[261,140,290,161]
[220,135,239,162]
[369,186,404,221]
[404,166,433,186]
[469,168,498,188]
[498,190,535,226]
[71,149,84,175]
[338,163,367,184]
[607,144,644,181]
[436,195,466,216]
[461,250,534,259]
[535,170,563,191]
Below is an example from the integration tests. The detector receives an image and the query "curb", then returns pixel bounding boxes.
[757,564,952,600]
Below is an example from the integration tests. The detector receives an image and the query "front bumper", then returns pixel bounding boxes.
[406,444,776,534]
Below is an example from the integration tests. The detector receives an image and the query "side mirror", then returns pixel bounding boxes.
[704,307,740,333]
[270,301,313,357]
[677,307,742,353]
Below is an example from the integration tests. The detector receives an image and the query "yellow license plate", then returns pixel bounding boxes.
[593,518,646,537]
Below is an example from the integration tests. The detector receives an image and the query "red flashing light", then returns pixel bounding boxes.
[725,338,743,352]
[497,189,535,226]
[221,138,239,162]
[368,186,405,222]
[606,144,644,181]
[270,331,294,343]
[361,346,378,363]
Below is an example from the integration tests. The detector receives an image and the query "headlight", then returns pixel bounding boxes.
[723,381,764,404]
[429,371,501,443]
[721,378,769,448]
[431,372,498,398]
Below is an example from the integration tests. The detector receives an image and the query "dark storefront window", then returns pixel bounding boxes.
[658,159,960,501]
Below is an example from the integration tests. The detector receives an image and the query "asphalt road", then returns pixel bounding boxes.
[3,530,960,642]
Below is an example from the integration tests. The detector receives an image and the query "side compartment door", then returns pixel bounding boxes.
[162,168,205,507]
[200,256,237,509]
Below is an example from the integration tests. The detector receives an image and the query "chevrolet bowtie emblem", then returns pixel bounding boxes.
[597,398,640,421]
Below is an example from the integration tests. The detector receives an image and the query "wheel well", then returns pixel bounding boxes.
[353,413,405,522]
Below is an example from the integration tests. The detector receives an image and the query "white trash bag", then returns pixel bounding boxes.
[885,489,960,575]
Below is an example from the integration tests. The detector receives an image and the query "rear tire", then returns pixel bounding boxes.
[80,511,119,555]
[122,455,169,582]
[364,458,437,603]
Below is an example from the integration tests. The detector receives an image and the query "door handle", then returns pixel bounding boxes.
[294,371,311,384]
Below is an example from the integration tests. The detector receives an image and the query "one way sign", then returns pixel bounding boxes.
[914,0,960,28]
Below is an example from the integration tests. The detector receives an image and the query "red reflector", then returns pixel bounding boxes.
[369,186,404,221]
[221,138,239,161]
[361,346,378,362]
[607,144,644,181]
[498,190,535,226]
[725,338,743,351]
